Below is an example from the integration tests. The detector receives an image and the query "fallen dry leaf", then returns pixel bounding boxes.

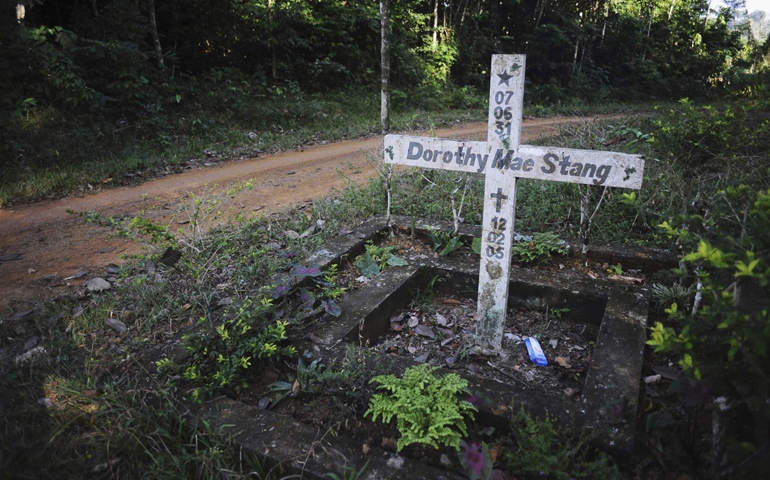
[492,405,509,415]
[106,318,127,333]
[555,356,571,368]
[414,353,429,363]
[415,325,435,339]
[563,387,581,398]
[84,277,111,292]
[82,390,99,397]
[442,299,461,305]
[390,321,404,332]
[489,444,503,464]
[381,437,398,451]
[644,374,662,384]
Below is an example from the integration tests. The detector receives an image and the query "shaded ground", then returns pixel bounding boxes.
[0,115,630,314]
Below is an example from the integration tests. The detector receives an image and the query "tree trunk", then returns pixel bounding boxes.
[535,0,548,28]
[432,0,439,48]
[380,0,391,135]
[92,0,99,17]
[269,0,277,80]
[578,185,608,265]
[572,38,580,73]
[148,0,164,67]
[600,5,609,47]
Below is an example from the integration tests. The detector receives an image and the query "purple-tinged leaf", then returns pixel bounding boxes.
[312,278,335,288]
[280,250,301,259]
[646,409,675,432]
[600,397,629,424]
[463,391,492,407]
[290,265,323,277]
[458,441,493,480]
[322,300,341,317]
[299,288,315,310]
[269,284,291,299]
[669,378,710,405]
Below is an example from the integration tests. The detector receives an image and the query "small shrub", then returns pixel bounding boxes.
[365,364,476,451]
[651,283,692,309]
[427,227,464,256]
[503,406,620,479]
[181,293,296,401]
[354,241,408,278]
[511,231,568,264]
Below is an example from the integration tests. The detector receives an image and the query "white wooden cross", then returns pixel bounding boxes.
[383,54,645,353]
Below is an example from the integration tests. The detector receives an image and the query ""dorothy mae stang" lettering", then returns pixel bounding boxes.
[398,138,637,188]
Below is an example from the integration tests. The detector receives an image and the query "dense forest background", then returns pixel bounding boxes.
[1,0,769,205]
[2,0,769,124]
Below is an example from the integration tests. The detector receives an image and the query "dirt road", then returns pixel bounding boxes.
[0,115,615,313]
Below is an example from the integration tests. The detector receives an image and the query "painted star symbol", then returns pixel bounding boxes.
[497,63,521,86]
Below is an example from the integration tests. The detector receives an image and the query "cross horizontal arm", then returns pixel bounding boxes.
[383,134,489,174]
[516,145,645,189]
[383,134,645,190]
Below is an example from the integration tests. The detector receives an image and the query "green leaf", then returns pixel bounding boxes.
[386,255,408,266]
[440,236,463,256]
[355,252,380,277]
[471,237,482,255]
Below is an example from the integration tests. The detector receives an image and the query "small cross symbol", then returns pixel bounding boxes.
[491,188,508,213]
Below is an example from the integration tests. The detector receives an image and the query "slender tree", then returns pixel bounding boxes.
[380,0,391,134]
[148,0,164,67]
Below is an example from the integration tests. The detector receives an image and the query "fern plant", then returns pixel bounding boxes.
[365,364,476,452]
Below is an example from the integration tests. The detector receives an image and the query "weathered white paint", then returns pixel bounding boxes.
[475,55,526,351]
[382,139,644,189]
[382,53,646,353]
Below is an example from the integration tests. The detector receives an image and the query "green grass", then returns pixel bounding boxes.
[1,81,663,207]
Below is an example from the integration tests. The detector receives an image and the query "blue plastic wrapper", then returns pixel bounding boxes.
[524,337,548,366]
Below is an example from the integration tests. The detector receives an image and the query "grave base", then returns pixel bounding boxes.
[193,215,670,476]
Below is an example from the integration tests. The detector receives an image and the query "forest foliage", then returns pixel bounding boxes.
[2,0,769,127]
[1,0,769,205]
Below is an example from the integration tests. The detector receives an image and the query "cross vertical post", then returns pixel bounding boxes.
[475,54,525,352]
